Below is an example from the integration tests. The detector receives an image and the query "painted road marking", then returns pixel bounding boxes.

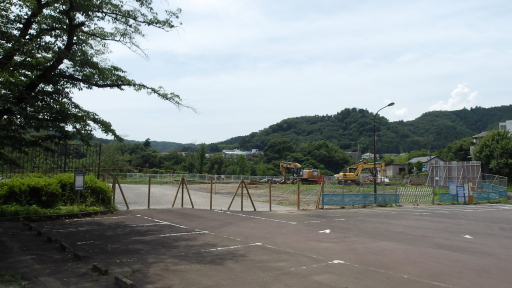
[289,259,453,287]
[160,231,210,237]
[214,210,298,224]
[201,243,262,252]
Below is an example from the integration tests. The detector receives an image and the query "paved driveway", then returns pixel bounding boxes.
[2,204,512,287]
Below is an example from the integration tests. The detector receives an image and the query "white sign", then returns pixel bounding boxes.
[74,173,85,190]
[456,185,467,203]
[449,182,457,195]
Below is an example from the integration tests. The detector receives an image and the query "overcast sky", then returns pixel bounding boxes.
[74,0,512,144]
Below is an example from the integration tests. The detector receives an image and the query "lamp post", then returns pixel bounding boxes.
[373,102,395,196]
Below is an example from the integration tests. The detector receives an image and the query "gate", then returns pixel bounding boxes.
[397,186,434,205]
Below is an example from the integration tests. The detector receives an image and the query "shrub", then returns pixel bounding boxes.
[82,174,112,207]
[0,176,61,208]
[53,173,75,205]
[0,173,112,209]
[53,173,112,208]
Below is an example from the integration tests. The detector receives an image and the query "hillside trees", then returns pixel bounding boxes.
[263,138,296,162]
[0,0,192,164]
[296,141,351,174]
[217,106,512,157]
[436,137,473,161]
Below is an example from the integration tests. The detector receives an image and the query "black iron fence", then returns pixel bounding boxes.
[0,143,102,179]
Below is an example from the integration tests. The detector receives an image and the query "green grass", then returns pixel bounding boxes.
[0,204,108,218]
[0,273,21,283]
[0,273,28,288]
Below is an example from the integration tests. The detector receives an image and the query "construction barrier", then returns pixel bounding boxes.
[397,186,434,205]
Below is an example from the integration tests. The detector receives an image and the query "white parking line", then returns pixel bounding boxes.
[214,210,298,224]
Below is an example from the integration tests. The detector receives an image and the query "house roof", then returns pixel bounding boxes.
[408,156,443,164]
[472,131,488,139]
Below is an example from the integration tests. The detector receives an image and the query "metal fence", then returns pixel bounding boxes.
[397,186,434,205]
[106,173,403,210]
[0,143,102,179]
[481,174,508,191]
[439,191,508,203]
[427,161,482,187]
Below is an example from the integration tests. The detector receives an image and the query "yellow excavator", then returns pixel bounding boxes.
[280,162,324,184]
[335,159,386,185]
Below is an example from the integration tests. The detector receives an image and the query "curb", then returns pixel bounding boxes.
[0,209,111,222]
[115,275,137,288]
[24,219,139,287]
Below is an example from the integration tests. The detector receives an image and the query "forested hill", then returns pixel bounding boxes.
[220,105,512,154]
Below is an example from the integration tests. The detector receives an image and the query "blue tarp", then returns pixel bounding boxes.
[322,193,399,206]
[439,191,508,203]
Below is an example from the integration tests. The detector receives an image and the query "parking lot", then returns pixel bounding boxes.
[2,202,512,287]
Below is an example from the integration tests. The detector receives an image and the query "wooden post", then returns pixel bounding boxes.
[227,181,242,210]
[147,177,151,209]
[114,176,129,209]
[172,179,181,207]
[181,177,184,207]
[243,180,257,211]
[183,177,194,208]
[210,178,213,210]
[316,179,324,209]
[269,181,272,211]
[241,180,244,211]
[172,177,194,208]
[297,181,301,210]
[112,174,116,205]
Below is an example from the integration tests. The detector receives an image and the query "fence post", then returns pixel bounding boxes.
[269,181,272,211]
[297,181,301,210]
[111,175,116,204]
[148,177,151,209]
[241,180,244,211]
[210,178,213,210]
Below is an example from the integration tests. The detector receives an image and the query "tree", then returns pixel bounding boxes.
[205,153,225,175]
[297,141,351,174]
[473,130,512,178]
[196,143,206,174]
[263,138,296,162]
[0,0,193,164]
[143,138,152,149]
[234,155,248,175]
[101,142,128,170]
[436,137,473,161]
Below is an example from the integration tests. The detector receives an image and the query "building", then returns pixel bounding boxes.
[361,153,373,160]
[408,156,444,172]
[222,149,259,158]
[385,164,408,177]
[346,151,362,160]
[499,120,512,132]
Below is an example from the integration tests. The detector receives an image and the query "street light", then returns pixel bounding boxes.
[373,102,395,196]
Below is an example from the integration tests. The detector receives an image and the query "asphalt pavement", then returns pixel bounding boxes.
[2,203,512,287]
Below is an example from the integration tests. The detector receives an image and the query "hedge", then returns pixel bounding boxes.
[0,173,112,209]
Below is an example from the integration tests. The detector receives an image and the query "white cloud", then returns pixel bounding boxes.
[71,0,512,143]
[392,107,408,116]
[429,85,478,111]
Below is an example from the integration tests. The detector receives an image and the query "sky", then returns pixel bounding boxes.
[74,0,512,144]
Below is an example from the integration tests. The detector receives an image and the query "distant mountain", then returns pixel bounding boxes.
[93,137,198,153]
[215,105,512,154]
[95,105,512,154]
